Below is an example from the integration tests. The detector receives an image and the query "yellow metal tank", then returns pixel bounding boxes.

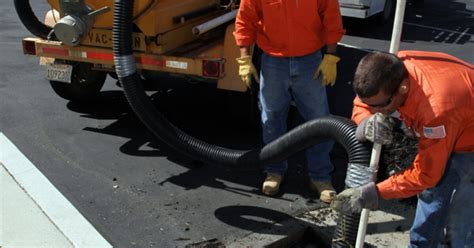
[46,0,221,36]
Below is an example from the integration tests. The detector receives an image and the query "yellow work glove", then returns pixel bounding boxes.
[313,54,340,86]
[236,56,260,87]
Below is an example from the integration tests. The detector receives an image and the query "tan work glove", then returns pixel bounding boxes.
[331,182,379,214]
[236,56,260,87]
[313,54,340,86]
[355,113,396,145]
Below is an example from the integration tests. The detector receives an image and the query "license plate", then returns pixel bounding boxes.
[46,64,73,83]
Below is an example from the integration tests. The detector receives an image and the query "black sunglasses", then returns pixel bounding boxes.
[365,92,395,108]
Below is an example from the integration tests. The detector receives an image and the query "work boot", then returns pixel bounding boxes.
[262,173,283,196]
[309,180,336,203]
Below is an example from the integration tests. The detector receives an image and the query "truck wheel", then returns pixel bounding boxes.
[49,62,107,103]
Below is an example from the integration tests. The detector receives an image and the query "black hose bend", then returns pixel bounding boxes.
[112,0,370,247]
[14,0,53,39]
[112,0,370,168]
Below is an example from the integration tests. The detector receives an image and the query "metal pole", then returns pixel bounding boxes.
[355,143,382,248]
[192,10,238,35]
[389,0,407,54]
[356,1,406,246]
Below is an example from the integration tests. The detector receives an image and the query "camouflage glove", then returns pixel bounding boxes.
[330,182,379,214]
[356,113,395,144]
[236,56,259,87]
[313,54,340,86]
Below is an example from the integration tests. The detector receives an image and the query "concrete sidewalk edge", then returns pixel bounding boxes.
[0,132,112,248]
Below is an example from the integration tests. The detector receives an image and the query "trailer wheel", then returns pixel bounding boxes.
[49,62,107,103]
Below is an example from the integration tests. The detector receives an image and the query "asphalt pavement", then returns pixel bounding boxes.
[1,0,473,247]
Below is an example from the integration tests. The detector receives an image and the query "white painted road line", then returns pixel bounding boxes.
[0,132,112,248]
[404,22,472,36]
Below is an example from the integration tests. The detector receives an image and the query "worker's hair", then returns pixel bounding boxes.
[353,51,408,97]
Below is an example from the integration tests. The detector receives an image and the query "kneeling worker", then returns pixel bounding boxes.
[331,51,474,247]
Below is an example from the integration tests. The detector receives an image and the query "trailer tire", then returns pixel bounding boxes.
[49,62,107,103]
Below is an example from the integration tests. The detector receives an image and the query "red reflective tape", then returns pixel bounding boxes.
[137,57,164,67]
[42,47,69,56]
[87,52,114,61]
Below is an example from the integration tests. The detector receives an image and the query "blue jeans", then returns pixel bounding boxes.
[259,51,333,182]
[409,152,474,248]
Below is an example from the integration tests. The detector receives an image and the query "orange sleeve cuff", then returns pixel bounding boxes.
[325,30,345,45]
[352,97,372,124]
[234,36,254,47]
[376,179,402,199]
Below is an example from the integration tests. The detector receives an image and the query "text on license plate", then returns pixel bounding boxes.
[46,64,73,83]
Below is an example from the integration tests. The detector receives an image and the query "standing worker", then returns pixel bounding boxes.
[233,0,345,202]
[331,50,474,247]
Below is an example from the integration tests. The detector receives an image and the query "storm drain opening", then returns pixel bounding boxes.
[289,227,330,248]
[237,225,331,248]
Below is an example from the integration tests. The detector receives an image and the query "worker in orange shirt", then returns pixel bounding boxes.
[331,51,474,247]
[233,0,345,202]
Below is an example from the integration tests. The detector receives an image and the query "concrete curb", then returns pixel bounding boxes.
[0,132,112,248]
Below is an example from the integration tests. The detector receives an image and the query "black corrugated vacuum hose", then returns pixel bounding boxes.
[14,0,53,39]
[12,0,371,245]
[112,0,369,169]
[112,0,370,247]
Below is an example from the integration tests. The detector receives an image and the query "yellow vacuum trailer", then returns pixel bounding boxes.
[46,0,229,50]
[17,0,248,102]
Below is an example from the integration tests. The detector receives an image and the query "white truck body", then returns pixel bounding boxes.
[339,0,388,19]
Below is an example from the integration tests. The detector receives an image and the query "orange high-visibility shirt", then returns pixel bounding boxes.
[352,51,474,199]
[234,0,345,57]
